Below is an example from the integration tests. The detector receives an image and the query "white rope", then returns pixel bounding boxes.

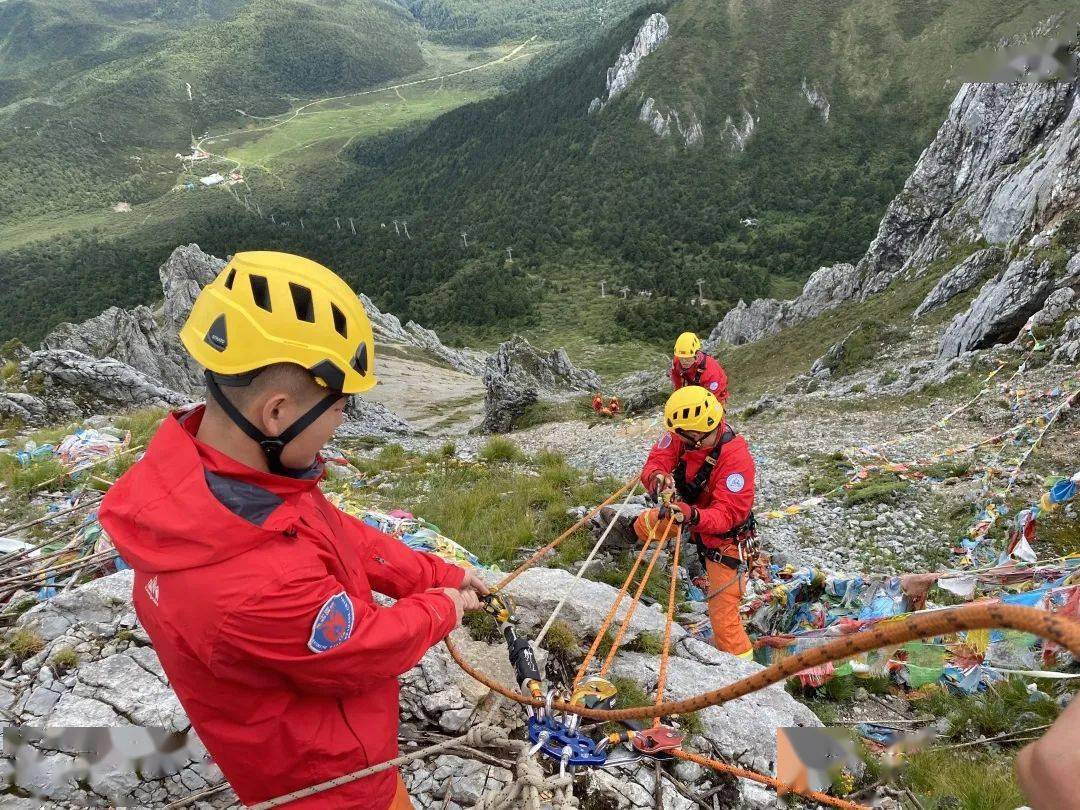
[535,484,641,646]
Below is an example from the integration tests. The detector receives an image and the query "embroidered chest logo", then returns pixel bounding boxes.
[308,592,355,653]
[145,576,160,606]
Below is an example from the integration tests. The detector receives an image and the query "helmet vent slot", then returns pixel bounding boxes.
[249,275,272,312]
[331,304,348,338]
[289,283,315,323]
[224,268,237,289]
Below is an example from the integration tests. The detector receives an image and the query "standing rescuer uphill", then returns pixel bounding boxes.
[671,331,729,402]
[99,251,488,810]
[635,385,756,658]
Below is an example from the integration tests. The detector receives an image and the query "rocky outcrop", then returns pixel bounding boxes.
[589,13,669,112]
[801,77,831,122]
[854,66,1080,297]
[1054,316,1080,362]
[613,368,668,412]
[42,245,224,396]
[480,336,600,433]
[22,350,191,412]
[913,247,1005,319]
[3,560,819,810]
[4,572,232,808]
[42,306,192,395]
[938,254,1059,358]
[723,107,757,152]
[639,98,704,147]
[705,263,857,347]
[359,294,487,377]
[337,395,415,438]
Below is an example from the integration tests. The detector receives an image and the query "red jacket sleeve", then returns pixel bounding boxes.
[641,432,681,490]
[670,361,682,390]
[334,507,466,598]
[703,357,730,402]
[210,564,458,696]
[695,437,755,544]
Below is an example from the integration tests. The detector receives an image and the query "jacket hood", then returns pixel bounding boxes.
[100,406,323,574]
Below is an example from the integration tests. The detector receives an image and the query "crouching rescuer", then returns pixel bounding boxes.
[99,252,488,809]
[634,386,756,659]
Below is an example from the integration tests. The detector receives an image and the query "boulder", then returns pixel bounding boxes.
[1031,287,1077,329]
[480,336,599,433]
[1053,316,1080,363]
[337,395,415,438]
[157,244,227,391]
[0,391,49,426]
[488,566,686,648]
[913,247,1005,319]
[609,637,822,776]
[612,368,668,413]
[938,254,1057,358]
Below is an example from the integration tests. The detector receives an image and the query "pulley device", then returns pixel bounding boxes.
[481,594,687,774]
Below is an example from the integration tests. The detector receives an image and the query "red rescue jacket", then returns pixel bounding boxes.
[99,407,464,809]
[670,354,729,402]
[640,428,754,551]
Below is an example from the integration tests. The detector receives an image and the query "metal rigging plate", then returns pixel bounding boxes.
[526,716,608,768]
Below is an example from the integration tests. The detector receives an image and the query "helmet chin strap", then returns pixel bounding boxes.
[204,371,343,475]
[676,424,720,451]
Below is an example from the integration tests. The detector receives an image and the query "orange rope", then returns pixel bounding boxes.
[597,520,673,677]
[446,603,1080,721]
[494,476,636,592]
[572,519,670,687]
[670,748,870,810]
[653,528,682,724]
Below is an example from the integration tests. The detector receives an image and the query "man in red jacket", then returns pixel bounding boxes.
[671,331,729,402]
[100,252,487,809]
[635,385,754,658]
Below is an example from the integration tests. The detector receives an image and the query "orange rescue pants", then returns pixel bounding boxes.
[387,775,415,809]
[705,557,753,658]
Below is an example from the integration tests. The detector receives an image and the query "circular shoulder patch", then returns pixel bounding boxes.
[725,473,745,493]
[657,433,673,450]
[709,381,719,391]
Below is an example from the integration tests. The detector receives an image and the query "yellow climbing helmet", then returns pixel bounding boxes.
[180,251,377,394]
[664,386,724,434]
[673,331,702,359]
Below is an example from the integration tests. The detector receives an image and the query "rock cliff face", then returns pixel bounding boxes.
[589,13,670,113]
[707,34,1080,364]
[853,72,1079,298]
[705,262,857,348]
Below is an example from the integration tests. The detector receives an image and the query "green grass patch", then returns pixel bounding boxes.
[113,408,168,447]
[48,646,79,674]
[806,452,853,495]
[843,472,911,507]
[0,455,67,493]
[902,749,1024,810]
[625,631,664,655]
[5,628,45,662]
[479,436,526,463]
[462,610,502,644]
[911,680,1060,742]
